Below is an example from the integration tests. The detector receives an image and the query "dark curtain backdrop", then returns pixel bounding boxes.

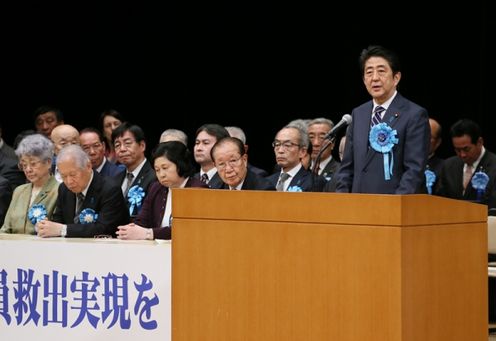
[2,2,492,173]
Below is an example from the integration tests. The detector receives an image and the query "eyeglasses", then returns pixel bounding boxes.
[272,141,300,150]
[18,160,44,171]
[216,156,243,171]
[81,142,103,152]
[114,139,136,150]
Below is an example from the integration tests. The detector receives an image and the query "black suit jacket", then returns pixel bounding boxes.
[436,150,496,210]
[193,171,225,189]
[0,153,26,191]
[53,170,130,237]
[267,167,326,192]
[99,158,126,178]
[335,92,430,194]
[319,158,341,182]
[221,169,275,190]
[117,160,157,217]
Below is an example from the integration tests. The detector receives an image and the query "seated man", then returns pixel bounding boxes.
[211,136,274,191]
[36,145,129,238]
[267,125,326,192]
[79,127,125,177]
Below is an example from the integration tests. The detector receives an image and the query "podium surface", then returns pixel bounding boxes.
[172,189,488,341]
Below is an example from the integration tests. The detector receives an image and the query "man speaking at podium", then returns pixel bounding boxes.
[334,45,430,194]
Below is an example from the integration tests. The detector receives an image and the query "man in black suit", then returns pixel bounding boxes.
[193,124,230,189]
[112,123,156,218]
[436,119,496,211]
[79,127,125,178]
[267,125,325,192]
[0,151,26,191]
[307,117,341,183]
[335,45,430,194]
[37,145,129,238]
[211,137,274,191]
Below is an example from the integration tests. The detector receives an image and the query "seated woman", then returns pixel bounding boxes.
[116,141,207,240]
[1,134,59,234]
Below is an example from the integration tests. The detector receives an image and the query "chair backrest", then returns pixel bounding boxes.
[488,216,496,254]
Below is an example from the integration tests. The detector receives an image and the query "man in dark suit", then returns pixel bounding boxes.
[112,123,156,218]
[36,145,129,238]
[335,45,430,194]
[211,137,274,191]
[307,118,341,183]
[267,125,325,192]
[0,123,17,160]
[436,119,496,211]
[0,151,26,191]
[193,124,230,189]
[79,127,125,178]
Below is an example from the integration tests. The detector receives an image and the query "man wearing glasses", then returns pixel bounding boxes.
[211,137,274,191]
[79,127,125,178]
[267,125,325,192]
[112,122,156,219]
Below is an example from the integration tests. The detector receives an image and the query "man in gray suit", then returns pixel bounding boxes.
[335,45,430,194]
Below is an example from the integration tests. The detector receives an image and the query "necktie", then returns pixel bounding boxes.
[463,164,474,191]
[124,172,134,196]
[276,173,290,191]
[371,106,385,127]
[200,173,209,184]
[74,193,85,223]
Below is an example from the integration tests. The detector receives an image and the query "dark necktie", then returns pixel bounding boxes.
[371,106,385,126]
[200,173,209,184]
[74,193,85,223]
[124,172,135,196]
[276,172,290,191]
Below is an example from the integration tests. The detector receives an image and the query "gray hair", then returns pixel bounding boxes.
[159,129,188,146]
[286,119,310,132]
[56,144,90,169]
[225,126,246,144]
[283,124,310,149]
[15,133,54,162]
[308,117,334,129]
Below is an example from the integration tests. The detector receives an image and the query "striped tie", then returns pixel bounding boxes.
[371,106,385,126]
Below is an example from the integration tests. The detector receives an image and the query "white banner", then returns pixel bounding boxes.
[0,234,171,341]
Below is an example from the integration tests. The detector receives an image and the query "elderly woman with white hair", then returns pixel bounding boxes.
[1,134,59,234]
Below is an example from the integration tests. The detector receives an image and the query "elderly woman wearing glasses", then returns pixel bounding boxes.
[1,134,59,234]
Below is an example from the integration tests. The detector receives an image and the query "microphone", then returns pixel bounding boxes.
[323,114,352,140]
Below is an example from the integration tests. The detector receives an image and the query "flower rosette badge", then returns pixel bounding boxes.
[369,122,399,180]
[28,204,47,231]
[424,169,436,194]
[78,208,99,224]
[128,185,145,215]
[287,185,303,192]
[470,171,489,202]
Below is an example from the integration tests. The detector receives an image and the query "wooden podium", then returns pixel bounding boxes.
[171,189,488,341]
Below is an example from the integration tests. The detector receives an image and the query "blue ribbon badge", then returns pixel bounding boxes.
[28,204,48,227]
[424,169,436,195]
[79,208,99,224]
[128,185,145,215]
[369,123,399,180]
[471,171,489,202]
[287,185,303,192]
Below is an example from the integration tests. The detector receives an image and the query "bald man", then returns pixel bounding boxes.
[50,124,80,182]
